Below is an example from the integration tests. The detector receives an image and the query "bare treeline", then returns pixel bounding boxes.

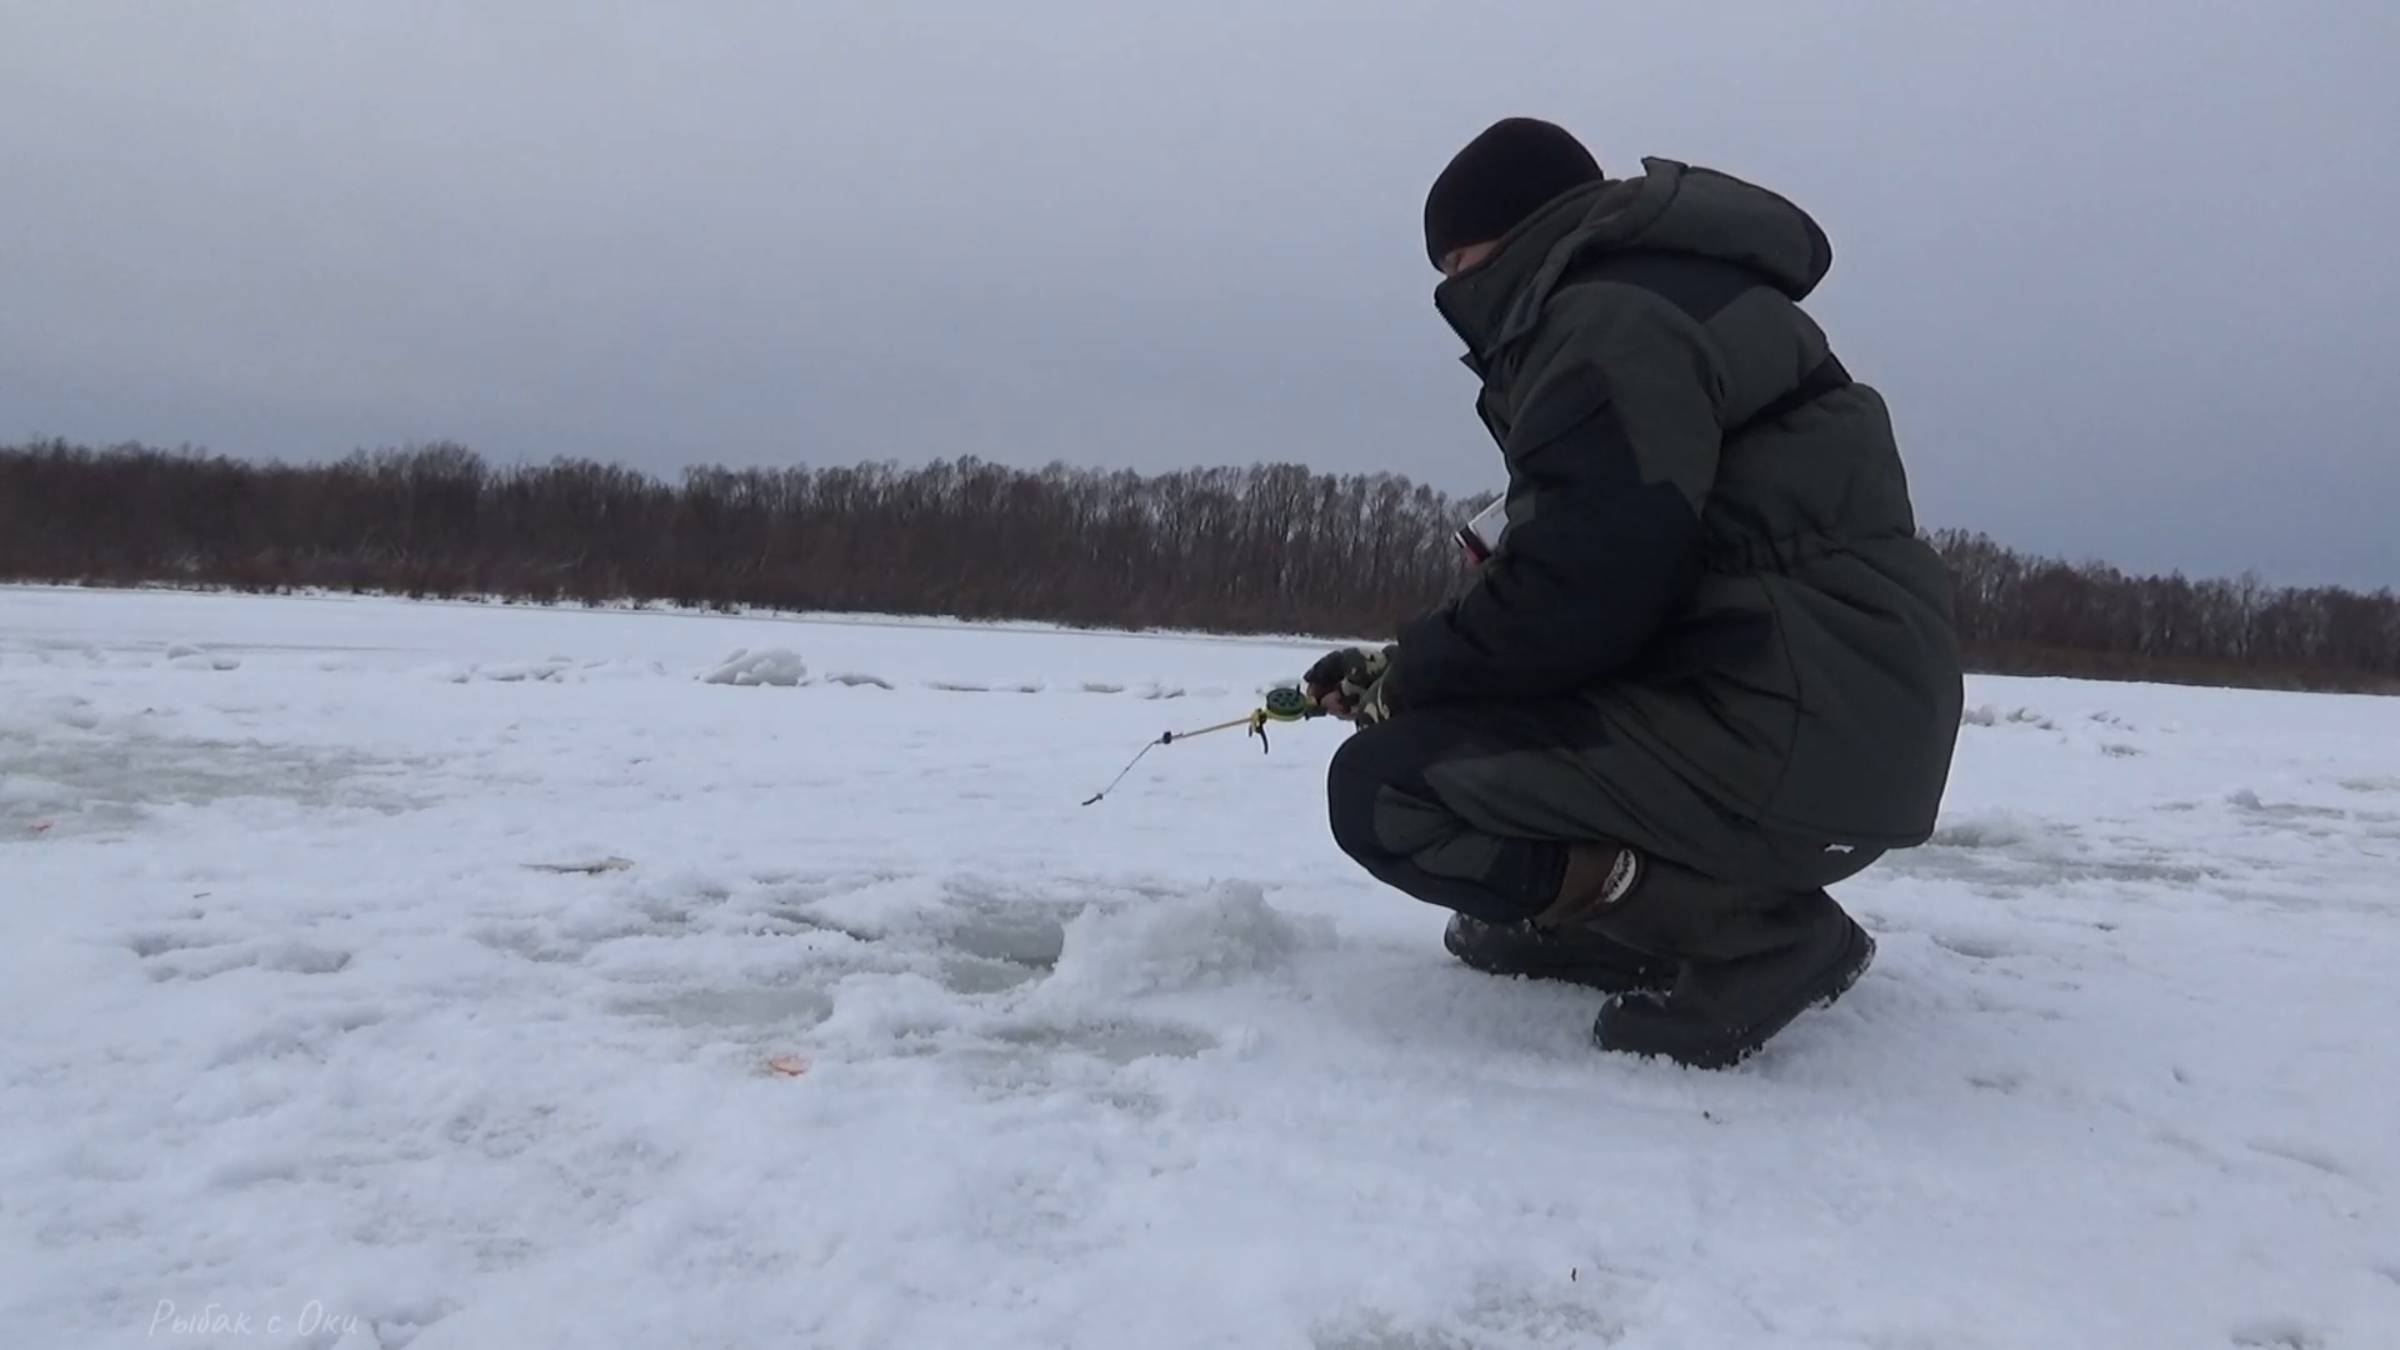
[0,440,1466,637]
[3,440,2394,691]
[1932,530,2400,692]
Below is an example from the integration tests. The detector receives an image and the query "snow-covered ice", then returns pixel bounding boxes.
[3,587,2397,1348]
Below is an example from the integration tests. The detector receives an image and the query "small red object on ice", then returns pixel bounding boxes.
[766,1054,812,1078]
[28,820,53,835]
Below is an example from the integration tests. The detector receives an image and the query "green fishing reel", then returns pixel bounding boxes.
[1260,685,1319,723]
[1244,684,1322,751]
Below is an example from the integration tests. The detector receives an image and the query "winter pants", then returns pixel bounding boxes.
[1325,701,1882,926]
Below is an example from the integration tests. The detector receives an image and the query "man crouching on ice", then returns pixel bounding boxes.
[1307,119,1963,1068]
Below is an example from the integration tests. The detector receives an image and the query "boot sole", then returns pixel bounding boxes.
[1443,919,1672,995]
[1594,920,1877,1070]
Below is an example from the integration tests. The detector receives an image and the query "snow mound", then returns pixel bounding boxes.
[821,671,893,690]
[702,648,806,687]
[1046,882,1328,997]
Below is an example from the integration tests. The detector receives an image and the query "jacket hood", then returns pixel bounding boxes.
[1435,157,1834,360]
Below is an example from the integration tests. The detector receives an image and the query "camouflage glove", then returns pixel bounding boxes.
[1303,645,1396,725]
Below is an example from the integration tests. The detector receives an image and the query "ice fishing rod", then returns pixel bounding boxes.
[1080,685,1325,806]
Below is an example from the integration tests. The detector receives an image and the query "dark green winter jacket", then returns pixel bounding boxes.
[1385,158,1963,847]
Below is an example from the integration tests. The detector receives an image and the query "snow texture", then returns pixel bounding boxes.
[3,586,2398,1349]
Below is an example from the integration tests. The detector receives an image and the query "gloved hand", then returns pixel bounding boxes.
[1303,645,1395,725]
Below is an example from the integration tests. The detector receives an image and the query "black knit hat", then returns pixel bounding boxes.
[1424,118,1604,270]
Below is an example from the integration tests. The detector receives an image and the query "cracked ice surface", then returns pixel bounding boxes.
[3,587,2397,1348]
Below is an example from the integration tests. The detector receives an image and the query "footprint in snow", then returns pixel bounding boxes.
[609,985,836,1030]
[1922,815,2047,850]
[926,899,1072,968]
[205,1004,387,1067]
[133,935,351,980]
[470,923,583,964]
[125,929,231,959]
[2230,1317,2325,1349]
[983,1018,1214,1065]
[2227,789,2347,820]
[938,954,1049,995]
[1312,1276,1635,1350]
[258,941,353,975]
[1929,932,2015,961]
[2244,1137,2359,1182]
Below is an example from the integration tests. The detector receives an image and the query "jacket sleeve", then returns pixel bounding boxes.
[1386,283,1726,711]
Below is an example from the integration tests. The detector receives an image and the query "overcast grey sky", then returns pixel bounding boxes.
[4,2,2395,586]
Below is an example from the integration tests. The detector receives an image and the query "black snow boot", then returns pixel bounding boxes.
[1442,913,1675,994]
[1588,865,1876,1069]
[1444,843,1673,994]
